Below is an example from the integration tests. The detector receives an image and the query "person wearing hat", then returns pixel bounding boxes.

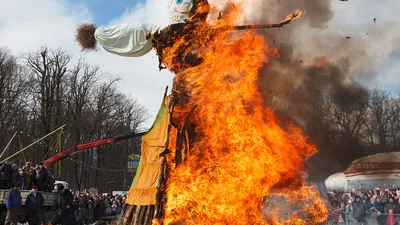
[56,185,76,225]
[5,182,22,225]
[352,195,368,225]
[22,162,36,190]
[25,185,45,225]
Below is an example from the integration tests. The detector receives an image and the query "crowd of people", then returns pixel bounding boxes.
[0,161,55,192]
[0,160,125,225]
[327,188,400,225]
[72,189,125,223]
[4,184,126,225]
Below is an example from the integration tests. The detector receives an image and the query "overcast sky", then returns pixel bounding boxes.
[0,0,399,128]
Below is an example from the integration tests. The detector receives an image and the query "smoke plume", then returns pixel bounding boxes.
[208,0,399,180]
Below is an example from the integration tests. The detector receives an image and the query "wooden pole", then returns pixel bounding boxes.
[0,125,66,164]
[144,205,155,225]
[133,206,142,225]
[138,205,148,225]
[57,129,63,177]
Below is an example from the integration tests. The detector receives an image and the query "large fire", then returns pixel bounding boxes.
[159,4,327,225]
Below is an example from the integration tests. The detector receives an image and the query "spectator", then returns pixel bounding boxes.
[5,182,22,225]
[369,207,381,225]
[369,197,384,213]
[105,200,112,215]
[352,195,368,225]
[0,163,9,189]
[25,185,45,225]
[116,198,123,215]
[384,197,399,214]
[22,162,36,190]
[345,199,354,224]
[35,163,48,191]
[9,164,19,188]
[394,190,399,201]
[368,192,374,201]
[364,194,371,205]
[57,185,76,225]
[351,189,356,197]
[111,201,117,216]
[17,168,24,189]
[46,169,56,192]
[381,190,389,204]
[374,189,380,198]
[386,209,396,225]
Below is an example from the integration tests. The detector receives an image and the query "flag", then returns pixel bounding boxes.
[125,95,171,205]
[129,154,141,160]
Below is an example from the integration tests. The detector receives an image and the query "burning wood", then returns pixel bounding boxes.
[152,11,303,71]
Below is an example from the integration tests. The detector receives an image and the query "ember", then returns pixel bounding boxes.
[315,56,328,68]
[158,4,328,225]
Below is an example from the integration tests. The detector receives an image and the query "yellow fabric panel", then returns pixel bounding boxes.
[125,97,170,205]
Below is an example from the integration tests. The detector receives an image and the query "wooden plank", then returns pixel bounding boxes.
[137,205,148,225]
[144,205,155,225]
[132,205,142,225]
[119,204,135,225]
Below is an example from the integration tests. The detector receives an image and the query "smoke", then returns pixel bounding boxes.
[250,0,400,180]
[252,1,371,180]
[207,0,400,179]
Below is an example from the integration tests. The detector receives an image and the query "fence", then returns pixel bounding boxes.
[325,211,400,225]
[74,202,122,223]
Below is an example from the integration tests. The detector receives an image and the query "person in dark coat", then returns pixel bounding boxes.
[56,185,76,225]
[5,182,22,225]
[363,193,371,206]
[9,164,19,188]
[0,163,10,189]
[35,163,48,192]
[352,195,368,225]
[25,186,45,225]
[384,197,399,214]
[45,169,55,192]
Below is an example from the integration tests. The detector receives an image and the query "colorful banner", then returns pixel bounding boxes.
[125,95,171,205]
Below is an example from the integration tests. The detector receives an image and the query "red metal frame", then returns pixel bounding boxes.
[42,131,146,167]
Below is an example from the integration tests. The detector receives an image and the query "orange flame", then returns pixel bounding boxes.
[159,6,327,225]
[282,10,304,22]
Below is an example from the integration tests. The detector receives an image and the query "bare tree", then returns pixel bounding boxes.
[368,90,392,147]
[387,96,400,149]
[61,59,102,183]
[0,46,148,191]
[320,88,369,148]
[0,48,30,156]
[25,47,70,161]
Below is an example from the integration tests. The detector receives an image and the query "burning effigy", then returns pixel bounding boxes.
[75,0,328,224]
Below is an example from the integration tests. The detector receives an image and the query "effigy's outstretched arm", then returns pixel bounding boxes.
[75,22,162,57]
[94,23,161,57]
